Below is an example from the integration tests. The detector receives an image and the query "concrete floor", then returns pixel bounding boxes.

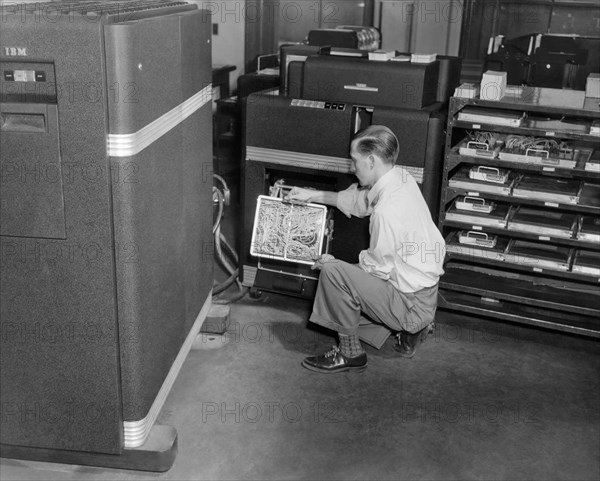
[2,192,599,480]
[1,290,599,481]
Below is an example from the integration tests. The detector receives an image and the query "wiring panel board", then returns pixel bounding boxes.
[250,195,328,265]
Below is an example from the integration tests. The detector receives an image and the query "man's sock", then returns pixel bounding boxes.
[338,333,365,358]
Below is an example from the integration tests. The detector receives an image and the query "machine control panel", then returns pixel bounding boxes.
[3,70,47,82]
[1,61,56,102]
[290,98,346,110]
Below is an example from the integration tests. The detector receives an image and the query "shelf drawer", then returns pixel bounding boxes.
[441,261,600,314]
[439,289,600,338]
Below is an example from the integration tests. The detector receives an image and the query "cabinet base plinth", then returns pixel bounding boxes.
[0,424,177,472]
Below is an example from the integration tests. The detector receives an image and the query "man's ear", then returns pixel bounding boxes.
[368,154,376,168]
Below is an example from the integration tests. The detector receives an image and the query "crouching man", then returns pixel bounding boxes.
[285,125,445,373]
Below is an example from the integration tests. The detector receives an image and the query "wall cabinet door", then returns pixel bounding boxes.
[375,0,462,55]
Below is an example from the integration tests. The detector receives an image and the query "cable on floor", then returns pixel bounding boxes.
[211,174,248,304]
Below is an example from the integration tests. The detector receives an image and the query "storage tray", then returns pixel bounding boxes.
[504,240,572,272]
[445,231,510,262]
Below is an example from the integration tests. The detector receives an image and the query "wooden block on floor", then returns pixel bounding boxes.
[200,304,230,334]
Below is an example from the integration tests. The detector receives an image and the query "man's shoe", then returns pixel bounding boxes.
[302,346,368,373]
[394,323,434,358]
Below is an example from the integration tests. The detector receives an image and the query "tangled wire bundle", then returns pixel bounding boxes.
[254,198,324,262]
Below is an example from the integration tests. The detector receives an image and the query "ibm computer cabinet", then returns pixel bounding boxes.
[1,0,213,470]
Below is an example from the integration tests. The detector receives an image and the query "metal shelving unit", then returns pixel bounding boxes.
[438,88,600,337]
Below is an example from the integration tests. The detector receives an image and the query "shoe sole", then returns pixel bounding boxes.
[394,348,416,359]
[301,360,368,373]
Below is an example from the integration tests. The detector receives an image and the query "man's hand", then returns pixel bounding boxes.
[285,187,315,204]
[311,254,336,270]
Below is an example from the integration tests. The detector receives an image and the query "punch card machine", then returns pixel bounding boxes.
[1,0,213,471]
[241,49,461,299]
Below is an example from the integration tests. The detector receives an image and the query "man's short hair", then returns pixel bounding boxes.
[351,125,399,165]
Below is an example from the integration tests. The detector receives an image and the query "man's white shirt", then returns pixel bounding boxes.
[336,166,445,293]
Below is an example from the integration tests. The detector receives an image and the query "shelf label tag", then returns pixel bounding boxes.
[481,297,500,304]
[472,124,481,129]
[538,236,550,241]
[545,131,555,137]
[544,202,559,208]
[467,191,480,196]
[542,167,555,172]
[471,225,483,231]
[533,267,543,273]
